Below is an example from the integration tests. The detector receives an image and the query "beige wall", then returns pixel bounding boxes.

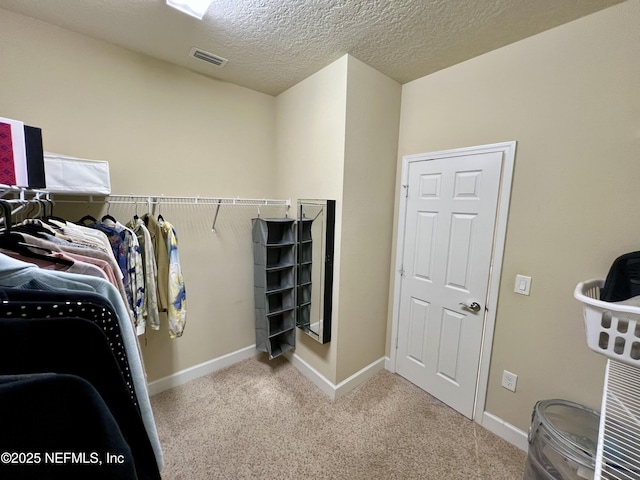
[274,56,349,383]
[395,0,640,430]
[0,7,400,388]
[336,57,401,382]
[2,0,637,435]
[275,55,401,384]
[0,9,278,381]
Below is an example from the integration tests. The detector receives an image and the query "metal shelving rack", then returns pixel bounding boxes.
[575,280,640,479]
[0,189,291,233]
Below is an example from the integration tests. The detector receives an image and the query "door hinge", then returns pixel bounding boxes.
[402,184,409,198]
[399,266,405,277]
[395,335,399,350]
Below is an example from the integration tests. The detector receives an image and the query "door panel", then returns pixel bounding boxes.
[413,212,437,280]
[446,213,476,290]
[396,151,502,418]
[438,308,463,383]
[407,297,429,364]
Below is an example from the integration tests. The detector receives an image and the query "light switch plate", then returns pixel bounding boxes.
[514,275,532,295]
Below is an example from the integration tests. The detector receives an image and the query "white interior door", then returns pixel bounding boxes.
[395,148,503,419]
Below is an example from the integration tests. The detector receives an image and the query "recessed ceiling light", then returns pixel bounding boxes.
[166,0,213,20]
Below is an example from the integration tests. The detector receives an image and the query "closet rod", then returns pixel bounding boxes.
[0,186,49,200]
[53,194,291,233]
[2,189,290,208]
[1,189,291,232]
[53,194,291,207]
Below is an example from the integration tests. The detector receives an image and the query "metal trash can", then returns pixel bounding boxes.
[524,399,599,480]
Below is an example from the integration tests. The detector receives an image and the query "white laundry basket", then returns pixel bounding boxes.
[574,279,640,368]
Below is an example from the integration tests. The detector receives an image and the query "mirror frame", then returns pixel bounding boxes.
[296,199,335,344]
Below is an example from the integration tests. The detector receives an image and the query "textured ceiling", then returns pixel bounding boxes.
[0,0,625,96]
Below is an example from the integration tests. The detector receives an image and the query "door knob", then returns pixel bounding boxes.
[459,301,481,313]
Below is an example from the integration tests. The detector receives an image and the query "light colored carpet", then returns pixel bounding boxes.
[151,355,527,479]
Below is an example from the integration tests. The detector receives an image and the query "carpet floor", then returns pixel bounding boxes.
[151,355,527,479]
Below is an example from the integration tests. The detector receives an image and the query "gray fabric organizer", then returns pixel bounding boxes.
[252,218,296,359]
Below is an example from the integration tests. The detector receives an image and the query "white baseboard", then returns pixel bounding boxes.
[148,347,529,455]
[287,353,386,401]
[386,357,527,452]
[146,345,385,401]
[481,411,529,452]
[384,355,392,371]
[284,352,337,399]
[334,357,386,400]
[147,345,257,396]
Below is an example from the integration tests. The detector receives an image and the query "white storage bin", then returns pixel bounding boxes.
[574,279,640,367]
[44,152,111,195]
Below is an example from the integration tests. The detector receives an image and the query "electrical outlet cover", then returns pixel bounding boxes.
[502,370,518,392]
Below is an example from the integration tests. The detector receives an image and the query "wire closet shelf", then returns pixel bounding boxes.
[574,279,640,480]
[61,195,291,233]
[0,187,291,233]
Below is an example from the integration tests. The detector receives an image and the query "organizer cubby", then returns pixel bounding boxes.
[296,218,314,339]
[252,218,297,359]
[267,329,296,359]
[298,242,313,264]
[297,283,312,305]
[297,303,311,331]
[298,263,312,284]
[265,268,294,292]
[268,311,296,337]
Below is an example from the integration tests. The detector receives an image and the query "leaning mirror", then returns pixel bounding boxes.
[296,199,335,344]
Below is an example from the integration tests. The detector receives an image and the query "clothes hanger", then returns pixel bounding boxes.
[12,222,54,240]
[77,201,98,225]
[7,199,28,221]
[42,198,67,225]
[156,200,164,223]
[0,200,12,233]
[0,200,73,267]
[31,198,43,219]
[7,199,57,242]
[133,197,139,221]
[14,199,59,237]
[101,201,117,223]
[26,199,63,231]
[140,197,154,226]
[77,215,97,225]
[21,201,37,222]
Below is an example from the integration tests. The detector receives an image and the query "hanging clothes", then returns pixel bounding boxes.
[17,207,187,340]
[0,248,110,280]
[0,373,137,480]
[20,218,111,254]
[0,198,178,475]
[101,217,145,332]
[127,217,160,334]
[0,253,163,471]
[158,216,187,339]
[48,218,113,252]
[0,285,137,406]
[142,214,169,312]
[77,216,146,332]
[7,230,133,324]
[0,317,160,479]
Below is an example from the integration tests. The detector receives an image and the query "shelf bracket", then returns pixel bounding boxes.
[211,199,223,233]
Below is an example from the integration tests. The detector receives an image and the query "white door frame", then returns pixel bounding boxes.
[389,141,516,422]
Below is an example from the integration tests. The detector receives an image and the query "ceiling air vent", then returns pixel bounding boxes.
[189,47,228,67]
